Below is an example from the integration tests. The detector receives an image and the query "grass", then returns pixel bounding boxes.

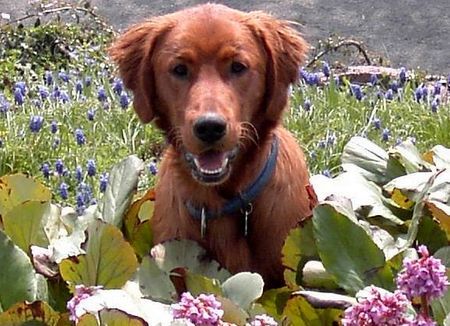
[0,18,449,211]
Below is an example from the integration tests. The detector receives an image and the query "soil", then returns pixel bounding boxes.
[1,0,449,74]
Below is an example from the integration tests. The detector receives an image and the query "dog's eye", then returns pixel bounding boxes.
[230,61,248,75]
[171,64,189,78]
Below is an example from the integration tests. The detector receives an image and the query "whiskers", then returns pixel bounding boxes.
[167,127,183,150]
[238,122,259,149]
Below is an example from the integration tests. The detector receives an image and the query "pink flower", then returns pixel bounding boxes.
[171,292,224,326]
[249,314,278,326]
[67,285,102,322]
[342,286,411,326]
[407,314,437,326]
[396,245,448,300]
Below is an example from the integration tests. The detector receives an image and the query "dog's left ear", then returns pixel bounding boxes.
[244,12,308,122]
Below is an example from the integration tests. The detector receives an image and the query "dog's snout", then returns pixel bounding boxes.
[193,114,227,143]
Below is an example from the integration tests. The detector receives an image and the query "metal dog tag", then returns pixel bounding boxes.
[201,207,206,239]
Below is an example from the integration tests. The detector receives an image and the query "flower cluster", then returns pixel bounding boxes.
[171,292,224,326]
[67,285,102,323]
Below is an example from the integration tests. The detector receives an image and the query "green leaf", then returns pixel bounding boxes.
[59,220,138,289]
[218,296,248,325]
[431,246,450,325]
[222,272,264,310]
[388,140,431,173]
[426,145,450,170]
[0,174,51,219]
[137,255,176,302]
[313,202,393,294]
[257,287,291,322]
[97,155,144,227]
[416,216,448,253]
[3,200,50,254]
[185,272,223,297]
[283,296,322,326]
[302,261,338,289]
[281,220,319,288]
[295,290,355,310]
[0,301,60,325]
[0,230,44,312]
[79,309,147,326]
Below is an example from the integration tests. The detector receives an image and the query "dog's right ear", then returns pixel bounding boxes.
[109,19,174,123]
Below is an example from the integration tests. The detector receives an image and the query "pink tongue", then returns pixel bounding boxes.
[197,151,226,170]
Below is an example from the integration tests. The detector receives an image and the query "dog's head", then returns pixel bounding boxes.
[109,4,307,186]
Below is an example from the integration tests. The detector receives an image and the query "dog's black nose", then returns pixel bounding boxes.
[193,114,227,143]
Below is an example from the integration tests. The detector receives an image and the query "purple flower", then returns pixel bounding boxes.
[84,76,92,87]
[0,138,3,148]
[373,117,381,130]
[52,137,60,149]
[307,72,320,86]
[38,86,49,100]
[414,86,423,102]
[67,285,102,322]
[390,80,399,93]
[148,161,158,175]
[399,67,407,84]
[59,91,70,103]
[52,86,61,100]
[422,87,429,100]
[76,182,94,215]
[59,182,69,200]
[385,89,394,100]
[44,71,53,85]
[58,71,69,82]
[322,62,330,78]
[14,88,24,105]
[41,163,50,179]
[171,292,224,326]
[396,245,448,300]
[97,87,107,102]
[409,314,437,326]
[350,84,363,101]
[50,120,58,134]
[342,286,411,326]
[0,94,10,113]
[87,108,95,121]
[75,166,83,183]
[318,139,326,149]
[382,128,390,142]
[119,92,130,109]
[99,172,108,192]
[87,159,96,177]
[249,314,278,326]
[112,78,124,95]
[303,99,311,111]
[369,74,378,86]
[75,128,86,146]
[431,99,439,113]
[327,132,337,146]
[14,81,27,96]
[29,115,44,133]
[322,169,332,178]
[299,68,309,80]
[55,159,64,175]
[75,80,83,94]
[433,82,441,96]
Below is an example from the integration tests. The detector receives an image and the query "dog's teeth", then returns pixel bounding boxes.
[199,167,223,175]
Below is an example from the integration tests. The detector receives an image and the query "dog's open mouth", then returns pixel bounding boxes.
[184,147,239,184]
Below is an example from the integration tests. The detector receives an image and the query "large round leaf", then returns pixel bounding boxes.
[0,230,42,311]
[0,174,51,218]
[313,202,393,294]
[3,201,50,254]
[0,301,60,325]
[59,220,138,289]
[221,272,264,311]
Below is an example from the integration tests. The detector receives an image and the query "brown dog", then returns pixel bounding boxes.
[110,4,314,288]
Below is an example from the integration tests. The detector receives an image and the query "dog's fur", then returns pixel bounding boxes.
[110,4,314,288]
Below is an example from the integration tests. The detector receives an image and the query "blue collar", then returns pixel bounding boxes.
[185,135,279,223]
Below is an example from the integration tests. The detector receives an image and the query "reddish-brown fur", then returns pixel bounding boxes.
[110,4,313,288]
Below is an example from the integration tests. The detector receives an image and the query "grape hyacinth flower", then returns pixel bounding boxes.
[38,86,49,100]
[322,61,330,78]
[55,159,64,175]
[307,72,320,86]
[350,84,363,101]
[75,166,83,183]
[373,117,381,130]
[50,120,58,134]
[385,89,394,100]
[112,78,124,95]
[396,245,448,301]
[414,86,423,102]
[431,99,439,113]
[369,73,378,86]
[60,91,70,104]
[0,94,10,113]
[52,86,61,100]
[76,182,94,215]
[171,292,224,326]
[303,99,311,111]
[87,159,96,177]
[44,71,53,85]
[342,286,411,326]
[52,137,60,149]
[249,314,278,326]
[59,182,69,200]
[148,161,158,175]
[382,128,390,142]
[75,128,86,146]
[390,80,399,93]
[422,86,429,101]
[58,71,69,82]
[75,80,83,94]
[87,108,95,121]
[29,115,44,133]
[41,163,50,179]
[119,92,130,109]
[14,88,24,105]
[97,87,107,102]
[322,169,332,178]
[318,139,326,149]
[67,285,102,323]
[433,82,441,96]
[99,172,108,193]
[399,67,407,84]
[15,81,27,96]
[84,76,92,87]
